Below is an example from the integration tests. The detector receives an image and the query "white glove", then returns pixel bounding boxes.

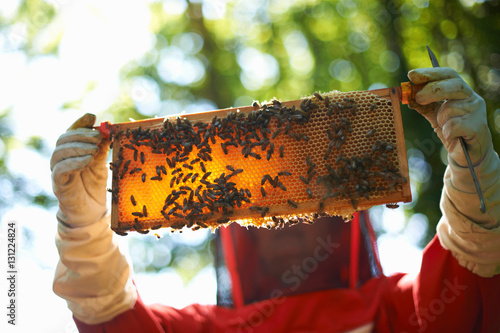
[50,113,109,227]
[51,114,137,324]
[408,68,500,277]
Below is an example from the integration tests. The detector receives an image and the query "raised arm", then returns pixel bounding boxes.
[51,114,137,325]
[380,68,500,332]
[407,67,500,276]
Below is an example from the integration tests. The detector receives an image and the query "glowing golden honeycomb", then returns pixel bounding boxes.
[110,88,411,235]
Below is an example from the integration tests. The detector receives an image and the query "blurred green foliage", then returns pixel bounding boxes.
[0,0,56,216]
[1,0,499,277]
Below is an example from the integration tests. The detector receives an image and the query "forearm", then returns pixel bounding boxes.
[437,147,500,277]
[444,145,500,228]
[53,215,137,324]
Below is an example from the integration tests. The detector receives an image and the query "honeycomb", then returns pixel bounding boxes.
[109,88,411,235]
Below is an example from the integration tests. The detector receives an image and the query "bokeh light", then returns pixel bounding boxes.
[237,47,280,90]
[329,59,355,82]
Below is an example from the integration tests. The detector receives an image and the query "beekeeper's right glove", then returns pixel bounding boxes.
[50,113,136,324]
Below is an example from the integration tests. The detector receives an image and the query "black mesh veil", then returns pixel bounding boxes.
[214,212,382,308]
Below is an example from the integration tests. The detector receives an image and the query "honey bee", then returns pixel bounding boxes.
[130,195,136,206]
[277,182,286,191]
[166,157,174,168]
[366,128,377,138]
[386,203,399,209]
[299,176,310,185]
[123,160,131,173]
[221,142,228,154]
[307,170,316,182]
[336,153,343,165]
[261,207,269,218]
[183,173,193,182]
[272,176,279,187]
[135,228,150,235]
[249,152,261,160]
[327,106,333,117]
[307,163,316,174]
[313,92,323,101]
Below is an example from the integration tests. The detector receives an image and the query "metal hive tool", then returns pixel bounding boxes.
[108,88,411,235]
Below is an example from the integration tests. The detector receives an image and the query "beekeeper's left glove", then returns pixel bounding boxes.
[51,114,136,325]
[408,67,500,277]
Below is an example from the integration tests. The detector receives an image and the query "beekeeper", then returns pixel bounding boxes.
[50,67,500,332]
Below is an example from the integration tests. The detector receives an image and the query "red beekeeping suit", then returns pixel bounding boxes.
[72,212,500,333]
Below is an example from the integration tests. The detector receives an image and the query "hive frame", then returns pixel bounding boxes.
[109,87,411,233]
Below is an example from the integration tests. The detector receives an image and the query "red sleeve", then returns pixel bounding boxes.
[73,295,216,333]
[380,235,500,333]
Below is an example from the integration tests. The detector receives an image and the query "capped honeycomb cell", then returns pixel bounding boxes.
[109,88,411,235]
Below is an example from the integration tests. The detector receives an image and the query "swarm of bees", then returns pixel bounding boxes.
[110,90,408,235]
